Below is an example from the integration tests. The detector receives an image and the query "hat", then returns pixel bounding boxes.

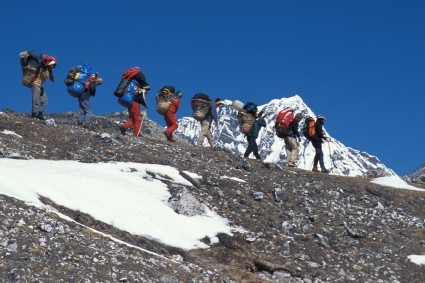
[215,98,223,105]
[316,114,326,120]
[42,55,56,66]
[295,113,303,120]
[162,85,175,93]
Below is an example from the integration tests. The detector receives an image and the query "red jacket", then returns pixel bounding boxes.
[168,99,181,114]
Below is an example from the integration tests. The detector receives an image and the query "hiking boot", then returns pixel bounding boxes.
[31,112,37,118]
[164,132,176,142]
[321,168,330,174]
[119,126,127,135]
[312,166,320,172]
[36,112,46,121]
[167,135,177,142]
[164,131,175,141]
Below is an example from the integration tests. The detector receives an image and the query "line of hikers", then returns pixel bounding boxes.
[18,50,329,173]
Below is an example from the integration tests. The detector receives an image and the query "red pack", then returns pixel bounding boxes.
[114,67,141,98]
[122,67,140,79]
[275,109,294,138]
[276,109,294,127]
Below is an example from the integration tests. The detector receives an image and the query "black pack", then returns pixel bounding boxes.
[64,68,77,86]
[114,78,130,98]
[276,124,290,138]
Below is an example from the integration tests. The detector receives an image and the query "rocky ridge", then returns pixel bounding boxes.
[0,110,424,282]
[404,164,425,185]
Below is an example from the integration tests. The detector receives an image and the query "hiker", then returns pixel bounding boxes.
[244,110,266,160]
[65,64,103,128]
[25,53,57,120]
[196,97,223,148]
[157,86,182,142]
[117,67,150,136]
[282,113,303,167]
[307,114,329,173]
[77,72,102,128]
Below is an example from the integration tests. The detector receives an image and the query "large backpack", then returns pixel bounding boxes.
[275,109,294,138]
[118,80,142,108]
[19,50,43,68]
[156,87,174,115]
[114,67,140,98]
[190,93,211,121]
[19,50,43,88]
[65,64,94,97]
[238,112,256,134]
[303,117,316,140]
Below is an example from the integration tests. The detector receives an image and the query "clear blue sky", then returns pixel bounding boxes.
[1,1,424,176]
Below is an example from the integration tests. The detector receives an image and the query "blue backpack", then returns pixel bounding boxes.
[118,79,141,108]
[66,64,94,97]
[243,102,258,115]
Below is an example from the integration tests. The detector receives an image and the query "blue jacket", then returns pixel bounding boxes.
[206,102,218,124]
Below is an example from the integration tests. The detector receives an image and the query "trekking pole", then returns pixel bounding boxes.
[301,138,313,170]
[136,109,146,137]
[327,139,336,170]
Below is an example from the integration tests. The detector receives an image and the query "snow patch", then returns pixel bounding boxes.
[371,176,425,191]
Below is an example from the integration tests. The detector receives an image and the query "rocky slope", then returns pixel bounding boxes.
[0,110,424,282]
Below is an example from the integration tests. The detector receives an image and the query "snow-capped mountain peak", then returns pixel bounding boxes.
[176,95,395,177]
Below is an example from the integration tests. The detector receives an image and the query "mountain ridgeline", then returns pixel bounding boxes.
[176,95,395,177]
[404,163,425,184]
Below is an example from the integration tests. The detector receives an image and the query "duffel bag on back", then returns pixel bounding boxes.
[118,80,141,108]
[66,64,94,97]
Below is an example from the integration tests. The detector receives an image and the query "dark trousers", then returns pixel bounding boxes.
[311,138,325,168]
[244,136,261,159]
[78,91,92,125]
